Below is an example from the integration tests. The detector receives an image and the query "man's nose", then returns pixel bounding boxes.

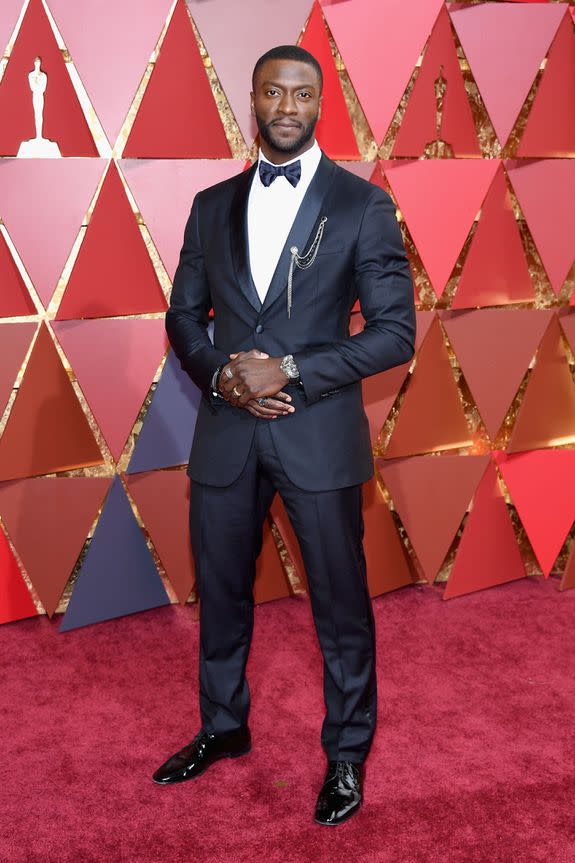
[278,93,297,114]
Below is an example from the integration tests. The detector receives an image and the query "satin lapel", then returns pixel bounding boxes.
[230,161,262,313]
[260,153,336,315]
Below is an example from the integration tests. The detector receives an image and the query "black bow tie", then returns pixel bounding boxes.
[259,159,301,188]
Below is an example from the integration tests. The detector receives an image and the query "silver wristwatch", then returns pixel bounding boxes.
[280,353,300,383]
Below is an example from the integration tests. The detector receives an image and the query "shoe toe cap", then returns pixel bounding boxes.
[152,751,196,784]
[315,788,361,824]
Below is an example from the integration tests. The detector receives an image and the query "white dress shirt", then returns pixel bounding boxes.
[247,139,322,304]
[211,141,321,396]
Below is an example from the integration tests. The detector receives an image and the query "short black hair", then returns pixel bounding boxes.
[252,45,323,93]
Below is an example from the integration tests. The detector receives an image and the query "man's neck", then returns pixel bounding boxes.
[259,138,316,166]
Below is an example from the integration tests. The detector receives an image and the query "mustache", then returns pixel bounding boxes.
[271,119,302,126]
[255,110,318,154]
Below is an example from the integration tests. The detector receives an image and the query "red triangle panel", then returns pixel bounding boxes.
[449,3,565,146]
[393,5,479,158]
[0,521,38,625]
[48,0,175,148]
[452,164,535,308]
[441,310,552,440]
[0,324,104,481]
[378,454,489,583]
[53,319,168,461]
[350,311,434,444]
[507,316,575,453]
[362,476,415,597]
[444,459,526,599]
[385,315,471,458]
[518,13,575,158]
[383,159,499,299]
[119,158,244,281]
[495,451,575,577]
[0,158,105,309]
[123,0,230,158]
[321,0,444,143]
[0,323,37,419]
[507,160,575,297]
[56,162,167,320]
[300,2,360,159]
[0,0,97,156]
[0,477,111,616]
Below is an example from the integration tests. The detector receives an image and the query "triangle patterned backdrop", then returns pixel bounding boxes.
[0,0,574,631]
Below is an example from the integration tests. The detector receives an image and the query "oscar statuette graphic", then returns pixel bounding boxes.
[423,64,454,158]
[17,56,61,157]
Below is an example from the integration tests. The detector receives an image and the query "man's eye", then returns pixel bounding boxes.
[267,89,278,96]
[299,92,311,99]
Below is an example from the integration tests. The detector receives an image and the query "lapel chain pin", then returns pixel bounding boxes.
[287,216,328,318]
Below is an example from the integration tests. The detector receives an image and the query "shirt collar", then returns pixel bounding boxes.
[257,139,322,184]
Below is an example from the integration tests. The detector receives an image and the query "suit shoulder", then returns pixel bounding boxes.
[331,161,393,206]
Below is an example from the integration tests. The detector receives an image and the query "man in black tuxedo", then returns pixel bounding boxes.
[153,45,415,826]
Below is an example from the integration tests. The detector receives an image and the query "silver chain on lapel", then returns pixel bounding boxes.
[287,216,328,318]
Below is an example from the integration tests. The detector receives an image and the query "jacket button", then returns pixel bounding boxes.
[255,324,263,333]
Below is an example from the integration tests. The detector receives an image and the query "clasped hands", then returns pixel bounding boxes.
[216,349,295,419]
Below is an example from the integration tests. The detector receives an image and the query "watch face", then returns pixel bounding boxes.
[281,355,298,379]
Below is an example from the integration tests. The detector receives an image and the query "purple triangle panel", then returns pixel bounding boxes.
[59,475,170,632]
[127,348,201,473]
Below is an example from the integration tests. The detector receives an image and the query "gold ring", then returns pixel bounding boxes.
[232,385,242,397]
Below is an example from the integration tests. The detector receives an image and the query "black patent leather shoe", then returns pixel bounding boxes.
[314,760,363,826]
[152,726,251,785]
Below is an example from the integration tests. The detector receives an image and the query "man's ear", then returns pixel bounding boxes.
[250,92,255,116]
[317,95,322,122]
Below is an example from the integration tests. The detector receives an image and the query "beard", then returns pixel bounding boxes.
[255,110,319,155]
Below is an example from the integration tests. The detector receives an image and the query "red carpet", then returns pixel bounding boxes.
[2,577,574,863]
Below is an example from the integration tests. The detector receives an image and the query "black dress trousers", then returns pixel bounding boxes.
[188,418,378,764]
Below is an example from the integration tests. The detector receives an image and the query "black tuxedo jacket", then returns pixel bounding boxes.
[165,151,416,491]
